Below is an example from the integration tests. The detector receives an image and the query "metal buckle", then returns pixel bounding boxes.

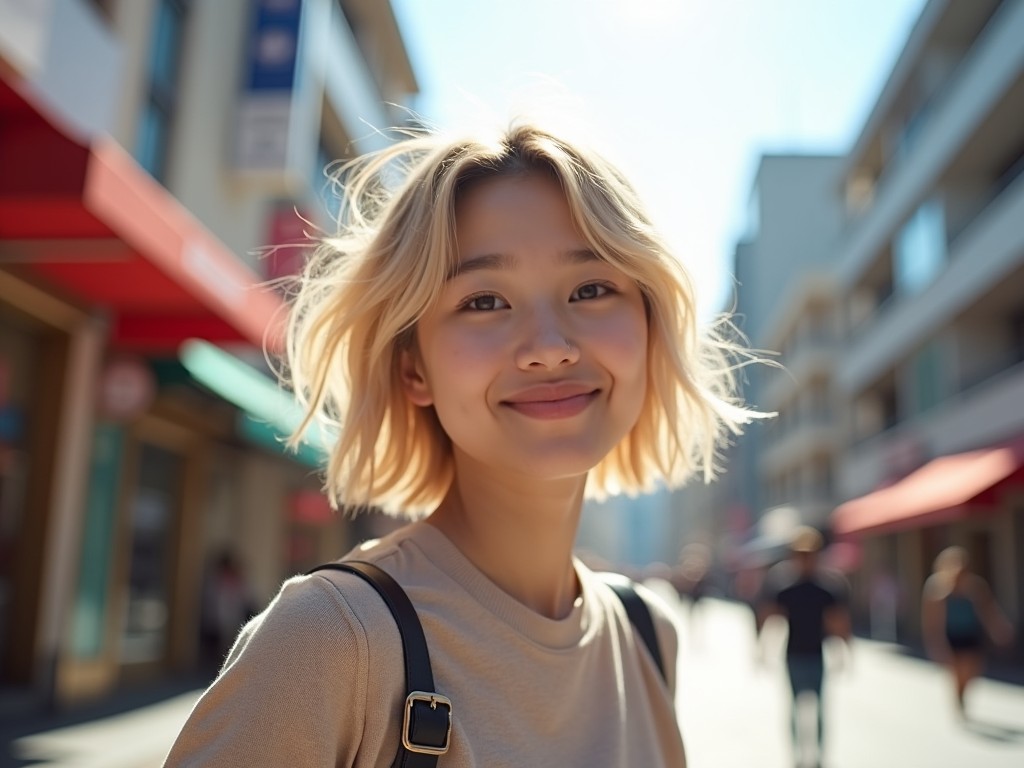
[402,691,453,756]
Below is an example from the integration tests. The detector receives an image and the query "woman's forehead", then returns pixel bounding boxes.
[453,174,580,253]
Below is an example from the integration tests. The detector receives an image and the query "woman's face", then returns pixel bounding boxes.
[401,172,648,483]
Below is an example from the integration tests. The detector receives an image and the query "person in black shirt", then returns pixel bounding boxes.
[757,526,851,768]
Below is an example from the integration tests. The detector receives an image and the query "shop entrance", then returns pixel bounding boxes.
[119,441,185,669]
[0,301,65,691]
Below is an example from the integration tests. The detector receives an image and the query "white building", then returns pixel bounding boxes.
[709,2,1024,654]
[831,0,1024,641]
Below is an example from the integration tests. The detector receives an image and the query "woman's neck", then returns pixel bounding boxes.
[425,456,586,620]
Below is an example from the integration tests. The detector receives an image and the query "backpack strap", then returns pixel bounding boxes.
[307,561,452,768]
[600,575,667,683]
[306,562,663,766]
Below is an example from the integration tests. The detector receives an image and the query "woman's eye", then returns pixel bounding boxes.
[572,282,611,301]
[462,293,509,311]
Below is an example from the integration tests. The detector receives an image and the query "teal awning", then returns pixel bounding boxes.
[180,339,328,468]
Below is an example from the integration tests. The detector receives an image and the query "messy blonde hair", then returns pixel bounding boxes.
[285,123,763,517]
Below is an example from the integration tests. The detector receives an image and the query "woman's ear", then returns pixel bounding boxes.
[399,347,433,406]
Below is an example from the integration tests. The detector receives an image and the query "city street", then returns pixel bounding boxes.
[4,593,1023,767]
[665,587,1024,768]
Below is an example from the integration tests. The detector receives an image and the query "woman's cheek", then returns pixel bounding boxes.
[598,313,647,354]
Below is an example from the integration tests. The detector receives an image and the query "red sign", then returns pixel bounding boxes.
[263,204,313,282]
[289,489,334,526]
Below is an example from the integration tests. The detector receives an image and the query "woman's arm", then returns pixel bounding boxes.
[162,575,373,767]
[921,577,950,663]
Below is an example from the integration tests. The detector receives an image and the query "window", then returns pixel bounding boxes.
[907,339,944,416]
[136,0,190,182]
[120,442,184,664]
[893,199,947,296]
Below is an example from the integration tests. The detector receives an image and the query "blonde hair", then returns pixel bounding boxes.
[284,123,764,517]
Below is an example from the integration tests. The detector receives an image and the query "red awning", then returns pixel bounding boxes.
[833,437,1024,537]
[0,76,285,352]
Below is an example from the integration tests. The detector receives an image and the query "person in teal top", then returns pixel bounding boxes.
[921,545,1015,719]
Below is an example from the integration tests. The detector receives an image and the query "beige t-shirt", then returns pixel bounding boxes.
[163,521,686,767]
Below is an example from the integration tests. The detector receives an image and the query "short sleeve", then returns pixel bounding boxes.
[824,569,851,605]
[162,575,371,767]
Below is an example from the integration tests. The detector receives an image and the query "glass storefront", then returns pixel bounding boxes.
[119,442,184,664]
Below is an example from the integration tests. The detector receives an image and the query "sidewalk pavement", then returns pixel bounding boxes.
[660,585,1024,768]
[1,678,207,768]
[5,692,200,768]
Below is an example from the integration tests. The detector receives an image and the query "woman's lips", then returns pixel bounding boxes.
[502,390,599,420]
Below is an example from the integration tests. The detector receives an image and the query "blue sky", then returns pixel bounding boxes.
[391,0,927,319]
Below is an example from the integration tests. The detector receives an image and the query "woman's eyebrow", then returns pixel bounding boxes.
[446,248,599,281]
[446,252,514,280]
[561,248,601,265]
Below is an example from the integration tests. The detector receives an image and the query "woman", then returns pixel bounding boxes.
[163,122,765,766]
[922,545,1014,719]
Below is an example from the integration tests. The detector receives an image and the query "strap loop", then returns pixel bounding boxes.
[403,692,453,755]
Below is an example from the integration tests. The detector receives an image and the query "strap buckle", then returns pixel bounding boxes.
[402,691,453,755]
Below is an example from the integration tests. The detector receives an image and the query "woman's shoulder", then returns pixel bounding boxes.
[164,553,411,766]
[626,579,680,694]
[283,524,435,621]
[582,568,680,691]
[628,579,679,626]
[923,572,954,602]
[229,565,403,663]
[580,567,677,624]
[256,521,440,641]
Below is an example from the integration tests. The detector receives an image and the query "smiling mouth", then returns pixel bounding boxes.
[501,390,599,420]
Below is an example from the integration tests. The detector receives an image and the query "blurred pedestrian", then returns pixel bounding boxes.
[162,122,766,766]
[757,526,852,768]
[675,542,712,648]
[199,550,257,666]
[921,545,1015,720]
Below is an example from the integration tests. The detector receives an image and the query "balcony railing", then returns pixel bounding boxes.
[863,0,1016,212]
[957,348,1024,398]
[853,354,1024,448]
[848,163,1024,347]
[838,0,1022,313]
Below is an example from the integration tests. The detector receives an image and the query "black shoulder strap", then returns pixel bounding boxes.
[307,562,665,766]
[600,576,667,683]
[307,561,452,768]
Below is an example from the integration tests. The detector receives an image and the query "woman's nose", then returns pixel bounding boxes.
[514,314,580,370]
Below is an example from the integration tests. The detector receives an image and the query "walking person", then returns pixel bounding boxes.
[199,550,258,667]
[675,542,712,649]
[921,545,1015,720]
[757,526,851,768]
[162,122,766,766]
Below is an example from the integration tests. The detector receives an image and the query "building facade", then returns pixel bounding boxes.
[709,0,1024,651]
[0,0,417,710]
[680,155,846,578]
[830,0,1024,644]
